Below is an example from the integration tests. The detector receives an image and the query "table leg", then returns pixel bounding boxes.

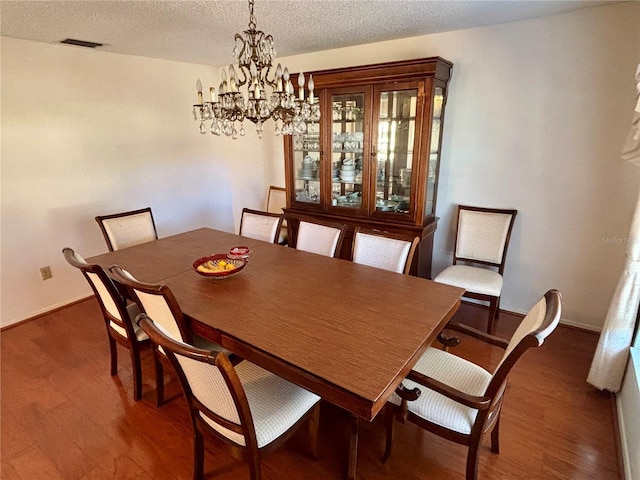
[348,414,359,480]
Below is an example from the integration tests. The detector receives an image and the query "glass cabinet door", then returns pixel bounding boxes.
[329,91,367,212]
[291,122,321,205]
[372,83,422,218]
[426,85,445,217]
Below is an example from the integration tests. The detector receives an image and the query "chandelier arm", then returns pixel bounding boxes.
[236,64,249,88]
[264,63,277,88]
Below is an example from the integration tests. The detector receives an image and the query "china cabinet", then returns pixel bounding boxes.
[283,57,452,278]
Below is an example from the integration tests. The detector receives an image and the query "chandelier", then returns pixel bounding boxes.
[193,0,320,139]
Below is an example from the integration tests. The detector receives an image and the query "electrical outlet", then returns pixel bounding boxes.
[40,266,52,280]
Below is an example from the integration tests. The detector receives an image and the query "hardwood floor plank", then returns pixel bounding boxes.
[7,444,67,480]
[1,299,621,479]
[78,453,155,480]
[15,401,96,479]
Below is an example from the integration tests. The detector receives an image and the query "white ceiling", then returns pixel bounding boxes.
[0,0,618,66]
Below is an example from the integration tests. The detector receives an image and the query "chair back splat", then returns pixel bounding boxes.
[352,227,419,275]
[266,186,287,215]
[266,186,288,244]
[293,218,347,258]
[239,208,284,244]
[95,207,158,251]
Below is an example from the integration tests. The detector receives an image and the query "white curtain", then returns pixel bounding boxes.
[587,64,640,392]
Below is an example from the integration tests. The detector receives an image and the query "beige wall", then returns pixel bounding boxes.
[0,38,282,324]
[2,2,639,328]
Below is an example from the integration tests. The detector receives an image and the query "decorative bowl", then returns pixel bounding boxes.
[193,254,246,279]
[228,246,252,260]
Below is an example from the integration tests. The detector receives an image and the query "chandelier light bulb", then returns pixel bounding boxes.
[196,78,203,104]
[298,72,305,100]
[308,75,315,104]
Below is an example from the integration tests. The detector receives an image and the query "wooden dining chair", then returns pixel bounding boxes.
[266,185,288,244]
[239,208,284,244]
[266,186,287,214]
[95,207,158,251]
[352,227,420,274]
[138,314,321,480]
[434,205,517,334]
[62,247,151,401]
[292,217,348,258]
[383,289,562,480]
[110,265,230,406]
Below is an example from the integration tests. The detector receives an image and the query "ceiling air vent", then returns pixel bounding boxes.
[60,38,103,48]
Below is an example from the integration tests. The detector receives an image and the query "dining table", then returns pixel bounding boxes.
[87,227,464,479]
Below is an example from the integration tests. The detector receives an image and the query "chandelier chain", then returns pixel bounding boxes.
[248,0,256,30]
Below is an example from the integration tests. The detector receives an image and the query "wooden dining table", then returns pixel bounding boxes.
[88,227,464,479]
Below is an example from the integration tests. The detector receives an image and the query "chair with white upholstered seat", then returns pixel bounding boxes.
[434,205,517,334]
[352,227,420,274]
[382,289,562,480]
[62,247,151,401]
[95,207,158,251]
[239,208,284,244]
[266,186,287,216]
[110,265,230,406]
[293,218,347,258]
[138,314,321,480]
[266,185,288,244]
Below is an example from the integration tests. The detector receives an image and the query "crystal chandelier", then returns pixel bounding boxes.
[193,0,320,139]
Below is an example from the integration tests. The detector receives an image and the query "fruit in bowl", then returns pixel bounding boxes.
[197,259,236,273]
[193,254,246,279]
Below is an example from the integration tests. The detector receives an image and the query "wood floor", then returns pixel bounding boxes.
[1,298,620,480]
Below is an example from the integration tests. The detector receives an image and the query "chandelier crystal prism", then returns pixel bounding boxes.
[193,0,320,139]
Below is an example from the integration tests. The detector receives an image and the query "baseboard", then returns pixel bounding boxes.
[461,300,601,333]
[0,295,93,331]
[556,317,600,333]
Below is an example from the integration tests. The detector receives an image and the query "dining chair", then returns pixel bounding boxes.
[239,208,284,244]
[110,265,230,406]
[433,205,517,334]
[95,207,158,251]
[62,247,151,401]
[352,227,420,274]
[266,185,288,245]
[266,186,287,214]
[293,218,348,258]
[137,314,321,480]
[382,289,562,480]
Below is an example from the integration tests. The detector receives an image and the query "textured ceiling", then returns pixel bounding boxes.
[0,0,618,66]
